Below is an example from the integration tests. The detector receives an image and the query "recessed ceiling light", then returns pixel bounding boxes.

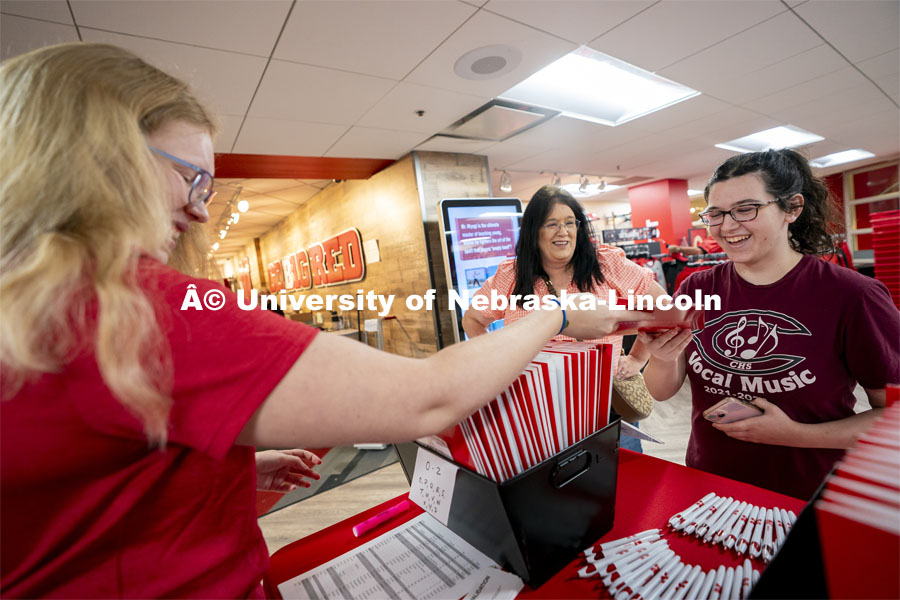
[498,46,699,127]
[715,125,824,153]
[687,189,704,196]
[810,149,875,168]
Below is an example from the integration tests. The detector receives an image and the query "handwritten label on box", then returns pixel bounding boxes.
[409,447,457,525]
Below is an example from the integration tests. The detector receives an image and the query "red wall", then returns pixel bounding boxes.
[628,179,692,244]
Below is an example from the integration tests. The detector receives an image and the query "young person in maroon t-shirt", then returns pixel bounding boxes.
[641,149,900,500]
[0,43,648,598]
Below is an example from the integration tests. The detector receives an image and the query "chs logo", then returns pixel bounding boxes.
[694,310,811,375]
[267,228,365,293]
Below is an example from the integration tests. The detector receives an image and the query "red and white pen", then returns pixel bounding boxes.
[352,499,412,537]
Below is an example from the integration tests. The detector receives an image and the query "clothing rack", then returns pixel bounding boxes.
[686,252,728,267]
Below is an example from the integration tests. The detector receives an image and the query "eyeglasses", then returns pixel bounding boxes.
[542,219,580,233]
[150,146,216,206]
[699,199,780,226]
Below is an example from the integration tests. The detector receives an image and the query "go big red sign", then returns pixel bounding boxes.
[267,228,365,292]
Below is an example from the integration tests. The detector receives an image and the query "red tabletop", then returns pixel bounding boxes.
[264,451,806,599]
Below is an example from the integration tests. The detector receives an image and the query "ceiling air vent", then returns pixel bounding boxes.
[438,99,558,142]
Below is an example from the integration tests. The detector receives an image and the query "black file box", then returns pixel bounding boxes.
[396,419,620,588]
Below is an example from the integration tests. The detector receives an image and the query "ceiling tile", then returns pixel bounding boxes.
[857,49,900,103]
[743,67,866,114]
[325,126,429,159]
[275,0,476,79]
[700,43,847,104]
[793,0,900,63]
[483,140,547,169]
[240,179,307,194]
[498,115,611,151]
[825,110,899,155]
[873,73,899,104]
[232,117,347,155]
[356,82,489,133]
[857,48,900,80]
[484,0,654,45]
[659,11,823,92]
[266,186,322,205]
[79,29,267,115]
[405,9,576,97]
[213,115,243,154]
[71,0,291,57]
[1,0,74,24]
[770,84,896,131]
[589,0,786,72]
[0,15,78,61]
[249,59,395,124]
[615,95,732,135]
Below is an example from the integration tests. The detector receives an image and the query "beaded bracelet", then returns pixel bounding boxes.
[547,297,568,335]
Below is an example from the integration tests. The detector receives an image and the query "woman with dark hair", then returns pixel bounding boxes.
[642,148,899,499]
[462,186,668,449]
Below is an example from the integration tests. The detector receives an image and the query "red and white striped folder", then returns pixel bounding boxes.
[814,397,900,599]
[418,342,615,483]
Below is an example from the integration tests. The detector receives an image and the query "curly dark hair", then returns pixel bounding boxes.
[704,148,840,255]
[512,185,603,298]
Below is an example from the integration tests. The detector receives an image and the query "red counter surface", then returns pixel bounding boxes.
[264,450,806,599]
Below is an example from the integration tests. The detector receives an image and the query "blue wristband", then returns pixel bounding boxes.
[548,297,567,335]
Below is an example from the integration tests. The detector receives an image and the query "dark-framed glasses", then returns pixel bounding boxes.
[542,218,581,233]
[150,146,215,206]
[699,199,780,226]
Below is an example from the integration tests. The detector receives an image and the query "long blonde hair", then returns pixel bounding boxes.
[0,43,215,444]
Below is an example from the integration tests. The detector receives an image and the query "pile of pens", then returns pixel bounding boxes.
[667,492,797,562]
[578,529,760,600]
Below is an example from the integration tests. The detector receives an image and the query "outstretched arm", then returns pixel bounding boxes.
[238,301,650,449]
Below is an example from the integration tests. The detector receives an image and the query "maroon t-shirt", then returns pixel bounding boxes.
[678,255,900,499]
[1,259,318,597]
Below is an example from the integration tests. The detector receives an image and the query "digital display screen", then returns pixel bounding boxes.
[439,198,522,343]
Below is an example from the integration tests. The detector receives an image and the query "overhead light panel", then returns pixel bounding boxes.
[440,99,558,141]
[499,171,512,193]
[687,189,704,196]
[715,125,824,153]
[810,149,875,168]
[499,46,700,127]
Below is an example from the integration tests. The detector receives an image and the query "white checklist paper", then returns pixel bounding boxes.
[278,514,522,600]
[409,446,458,525]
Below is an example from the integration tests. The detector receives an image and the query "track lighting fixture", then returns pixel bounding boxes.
[552,173,562,186]
[578,175,589,193]
[499,170,512,193]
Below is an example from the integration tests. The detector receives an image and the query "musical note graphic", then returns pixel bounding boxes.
[740,319,779,359]
[723,317,748,357]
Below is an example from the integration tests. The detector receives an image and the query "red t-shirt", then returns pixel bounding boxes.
[678,255,900,499]
[1,259,318,598]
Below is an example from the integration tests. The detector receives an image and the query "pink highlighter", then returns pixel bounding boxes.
[352,499,412,538]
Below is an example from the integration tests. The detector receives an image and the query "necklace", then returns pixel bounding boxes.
[543,275,569,297]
